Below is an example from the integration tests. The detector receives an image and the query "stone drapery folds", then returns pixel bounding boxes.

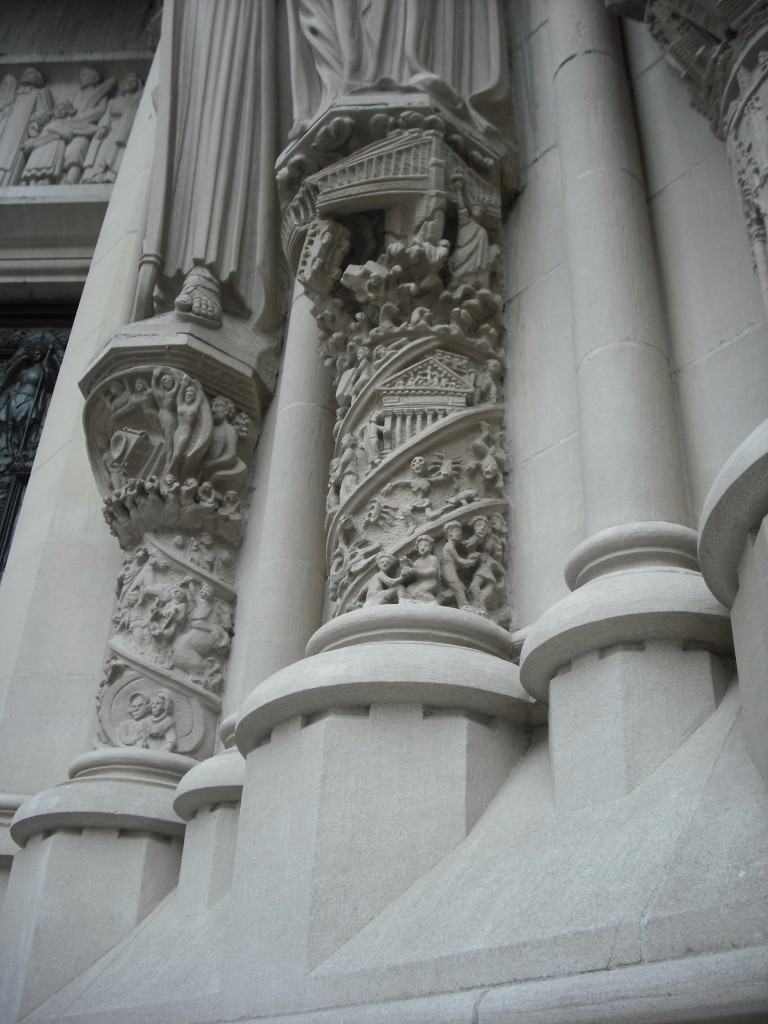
[135,0,281,337]
[287,0,511,143]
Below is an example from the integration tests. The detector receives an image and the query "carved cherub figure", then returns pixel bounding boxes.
[465,515,506,616]
[402,535,440,602]
[440,520,479,610]
[362,553,405,606]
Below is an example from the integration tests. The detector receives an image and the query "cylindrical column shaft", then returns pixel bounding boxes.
[549,0,689,537]
[223,281,334,720]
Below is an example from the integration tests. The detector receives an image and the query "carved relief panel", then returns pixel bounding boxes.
[0,61,147,187]
[84,364,258,760]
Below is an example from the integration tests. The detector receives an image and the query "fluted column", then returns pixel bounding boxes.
[520,0,731,809]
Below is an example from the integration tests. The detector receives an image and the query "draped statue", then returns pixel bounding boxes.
[286,0,510,140]
[134,0,280,336]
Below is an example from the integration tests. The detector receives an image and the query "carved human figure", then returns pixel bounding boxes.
[287,0,510,139]
[135,0,279,335]
[362,553,405,606]
[440,520,478,610]
[1,347,58,452]
[449,176,493,289]
[145,690,177,751]
[20,105,73,185]
[0,67,53,185]
[205,396,248,491]
[116,691,151,747]
[465,515,504,615]
[64,67,113,184]
[171,584,230,687]
[470,423,505,495]
[150,585,190,660]
[151,368,181,460]
[169,376,205,478]
[327,457,341,514]
[187,532,216,573]
[338,432,360,504]
[474,358,502,405]
[82,72,143,184]
[402,535,440,602]
[113,587,149,651]
[364,411,390,469]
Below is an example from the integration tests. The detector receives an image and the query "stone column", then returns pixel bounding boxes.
[519,0,732,809]
[0,2,283,1015]
[221,280,334,722]
[627,2,768,793]
[226,6,542,1004]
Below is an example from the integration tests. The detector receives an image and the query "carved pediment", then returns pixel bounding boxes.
[378,354,472,407]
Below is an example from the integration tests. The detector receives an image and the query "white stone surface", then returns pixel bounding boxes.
[1,3,768,1022]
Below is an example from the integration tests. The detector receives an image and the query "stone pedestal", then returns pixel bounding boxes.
[173,747,243,915]
[229,605,538,1012]
[518,0,734,811]
[0,749,190,1023]
[699,417,768,787]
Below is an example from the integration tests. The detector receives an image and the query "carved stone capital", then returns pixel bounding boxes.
[78,313,276,762]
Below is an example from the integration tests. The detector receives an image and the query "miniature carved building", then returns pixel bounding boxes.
[0,2,767,1023]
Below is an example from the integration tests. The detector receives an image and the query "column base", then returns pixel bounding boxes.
[520,564,732,809]
[699,416,768,785]
[237,605,541,754]
[0,749,192,1022]
[230,605,541,985]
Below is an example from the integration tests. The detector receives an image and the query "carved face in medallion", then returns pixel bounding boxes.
[128,693,150,720]
[150,691,171,717]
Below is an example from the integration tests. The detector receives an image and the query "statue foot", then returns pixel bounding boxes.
[175,266,222,327]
